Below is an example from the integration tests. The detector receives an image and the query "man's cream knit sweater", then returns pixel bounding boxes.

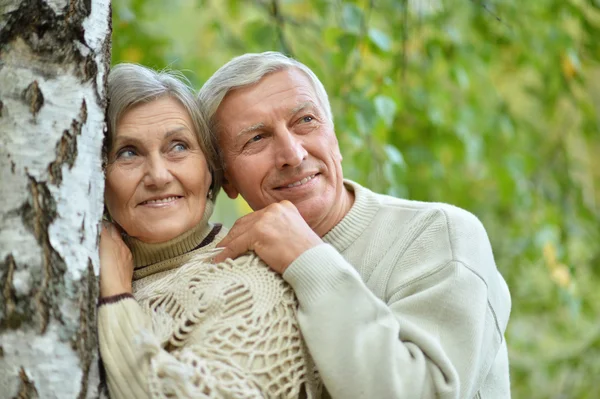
[97,205,320,399]
[282,180,511,398]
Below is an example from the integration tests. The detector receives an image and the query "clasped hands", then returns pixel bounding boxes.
[214,200,323,274]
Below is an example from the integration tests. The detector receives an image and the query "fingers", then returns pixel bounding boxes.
[214,230,253,263]
[101,221,126,245]
[216,209,262,248]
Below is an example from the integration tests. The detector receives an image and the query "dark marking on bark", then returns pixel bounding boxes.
[48,100,86,184]
[15,367,39,399]
[75,258,99,399]
[0,99,4,117]
[84,55,98,82]
[80,99,88,123]
[11,160,16,174]
[22,81,44,117]
[80,217,85,244]
[0,345,4,357]
[99,5,113,109]
[0,254,19,329]
[21,175,66,334]
[0,0,97,82]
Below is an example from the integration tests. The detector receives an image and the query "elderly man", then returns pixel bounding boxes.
[200,52,511,399]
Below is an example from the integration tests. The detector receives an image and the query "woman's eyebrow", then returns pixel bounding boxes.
[164,126,189,138]
[112,134,143,147]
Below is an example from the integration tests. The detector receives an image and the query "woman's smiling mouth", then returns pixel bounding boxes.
[139,196,182,206]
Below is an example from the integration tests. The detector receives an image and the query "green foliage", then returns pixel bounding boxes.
[112,0,600,397]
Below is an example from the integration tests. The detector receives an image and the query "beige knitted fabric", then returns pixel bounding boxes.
[133,250,321,398]
[98,213,321,398]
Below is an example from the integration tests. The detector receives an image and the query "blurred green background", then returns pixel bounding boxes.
[111,0,600,397]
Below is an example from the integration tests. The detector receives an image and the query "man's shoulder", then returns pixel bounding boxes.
[354,182,484,235]
[349,181,491,260]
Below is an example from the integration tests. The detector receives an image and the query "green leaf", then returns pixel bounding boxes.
[341,3,362,34]
[374,95,397,128]
[384,144,405,167]
[368,28,391,52]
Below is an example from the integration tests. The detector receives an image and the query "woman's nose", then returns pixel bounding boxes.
[142,155,173,188]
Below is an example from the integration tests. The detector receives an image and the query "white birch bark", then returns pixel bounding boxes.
[0,0,111,397]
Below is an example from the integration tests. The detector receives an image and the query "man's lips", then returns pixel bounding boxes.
[275,173,318,189]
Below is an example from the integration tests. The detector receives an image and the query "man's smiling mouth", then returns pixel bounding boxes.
[276,174,318,189]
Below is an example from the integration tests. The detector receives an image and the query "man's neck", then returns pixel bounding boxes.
[312,186,355,237]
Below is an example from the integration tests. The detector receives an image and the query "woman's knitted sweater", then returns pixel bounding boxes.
[97,204,320,399]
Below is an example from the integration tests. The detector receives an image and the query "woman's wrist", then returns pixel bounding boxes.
[100,284,132,299]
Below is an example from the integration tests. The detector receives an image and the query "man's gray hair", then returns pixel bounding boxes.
[106,63,222,198]
[198,51,333,135]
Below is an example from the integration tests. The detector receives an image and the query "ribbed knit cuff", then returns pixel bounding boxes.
[283,244,362,307]
[98,293,134,307]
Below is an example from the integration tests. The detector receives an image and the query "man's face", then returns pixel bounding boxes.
[216,68,350,235]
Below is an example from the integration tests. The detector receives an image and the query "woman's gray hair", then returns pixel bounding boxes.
[106,63,222,199]
[198,51,333,136]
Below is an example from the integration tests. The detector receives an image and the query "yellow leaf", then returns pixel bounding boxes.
[551,264,571,288]
[543,242,557,267]
[123,47,143,63]
[561,54,577,79]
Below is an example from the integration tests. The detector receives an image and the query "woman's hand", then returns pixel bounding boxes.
[99,222,134,298]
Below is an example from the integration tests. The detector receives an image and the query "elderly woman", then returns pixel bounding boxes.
[97,63,320,399]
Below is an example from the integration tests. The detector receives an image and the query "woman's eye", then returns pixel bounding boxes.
[116,147,137,159]
[300,115,314,123]
[171,142,188,152]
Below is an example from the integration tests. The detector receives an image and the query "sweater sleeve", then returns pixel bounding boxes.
[283,236,508,398]
[97,296,264,399]
[98,296,153,399]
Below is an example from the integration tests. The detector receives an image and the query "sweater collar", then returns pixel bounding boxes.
[124,200,216,269]
[322,180,380,252]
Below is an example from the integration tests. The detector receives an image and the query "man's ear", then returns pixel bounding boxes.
[222,176,239,199]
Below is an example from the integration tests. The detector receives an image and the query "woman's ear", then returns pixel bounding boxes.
[102,205,113,223]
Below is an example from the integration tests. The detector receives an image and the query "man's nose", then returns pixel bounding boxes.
[143,155,174,188]
[274,129,307,169]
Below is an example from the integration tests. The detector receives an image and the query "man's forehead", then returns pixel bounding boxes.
[215,70,320,135]
[224,69,314,102]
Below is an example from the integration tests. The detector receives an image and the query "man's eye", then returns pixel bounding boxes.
[248,134,263,143]
[300,115,314,123]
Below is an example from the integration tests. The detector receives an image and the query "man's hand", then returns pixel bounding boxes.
[99,222,134,297]
[214,200,323,274]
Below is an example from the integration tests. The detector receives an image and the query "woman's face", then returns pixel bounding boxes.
[105,96,212,243]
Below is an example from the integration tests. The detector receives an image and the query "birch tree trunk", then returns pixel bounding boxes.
[0,0,111,397]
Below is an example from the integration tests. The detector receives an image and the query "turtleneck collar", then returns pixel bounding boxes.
[123,200,216,269]
[322,180,380,252]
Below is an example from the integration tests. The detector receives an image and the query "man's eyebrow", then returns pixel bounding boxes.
[290,101,315,115]
[237,122,265,137]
